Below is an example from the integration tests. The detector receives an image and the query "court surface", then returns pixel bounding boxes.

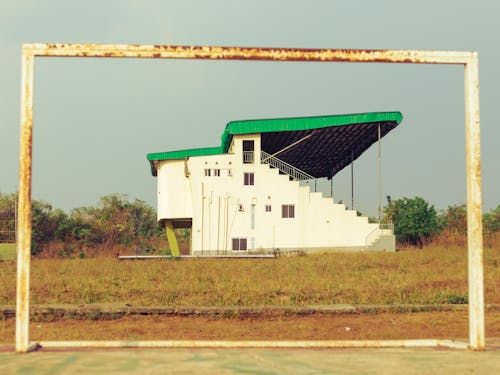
[1,343,499,375]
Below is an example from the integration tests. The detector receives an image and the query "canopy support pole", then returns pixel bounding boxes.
[351,151,354,211]
[378,124,382,222]
[330,176,333,199]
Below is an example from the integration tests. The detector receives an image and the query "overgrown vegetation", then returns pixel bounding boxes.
[2,192,500,253]
[384,196,500,247]
[0,193,167,256]
[385,196,439,247]
[0,245,498,306]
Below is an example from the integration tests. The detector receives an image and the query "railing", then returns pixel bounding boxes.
[365,222,394,247]
[243,151,254,163]
[260,150,314,181]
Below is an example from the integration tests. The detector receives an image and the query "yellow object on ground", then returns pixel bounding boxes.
[165,220,180,257]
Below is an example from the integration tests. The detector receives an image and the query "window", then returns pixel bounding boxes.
[242,140,254,164]
[228,169,232,177]
[238,204,244,212]
[204,168,211,177]
[282,204,295,218]
[244,172,254,186]
[265,205,272,212]
[213,168,220,176]
[232,238,247,251]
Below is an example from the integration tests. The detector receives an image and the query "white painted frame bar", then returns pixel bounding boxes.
[37,339,468,350]
[16,43,484,352]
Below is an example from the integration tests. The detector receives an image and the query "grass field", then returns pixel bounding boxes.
[1,244,499,343]
[0,245,499,306]
[0,243,15,261]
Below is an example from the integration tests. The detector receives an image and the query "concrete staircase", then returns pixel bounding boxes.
[260,153,396,252]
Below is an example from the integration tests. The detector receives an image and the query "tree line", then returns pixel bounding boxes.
[0,193,162,255]
[1,192,500,254]
[384,196,500,247]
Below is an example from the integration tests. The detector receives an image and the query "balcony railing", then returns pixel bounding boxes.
[243,151,254,164]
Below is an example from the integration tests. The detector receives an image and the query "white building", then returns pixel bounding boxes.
[147,112,402,255]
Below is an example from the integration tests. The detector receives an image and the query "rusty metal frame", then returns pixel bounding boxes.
[16,43,484,353]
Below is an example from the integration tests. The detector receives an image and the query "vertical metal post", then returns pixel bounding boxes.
[330,176,333,199]
[201,183,204,255]
[16,48,34,353]
[217,196,221,254]
[378,124,382,222]
[464,54,485,350]
[351,151,354,210]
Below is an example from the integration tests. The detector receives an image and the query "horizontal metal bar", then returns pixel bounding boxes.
[37,339,468,349]
[24,43,475,64]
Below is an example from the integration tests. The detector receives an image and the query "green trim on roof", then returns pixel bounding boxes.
[147,146,222,162]
[147,111,402,176]
[225,111,402,139]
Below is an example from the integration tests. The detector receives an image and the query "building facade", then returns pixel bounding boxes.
[148,112,402,254]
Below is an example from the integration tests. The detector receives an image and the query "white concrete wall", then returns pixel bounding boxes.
[156,134,380,253]
[157,160,193,220]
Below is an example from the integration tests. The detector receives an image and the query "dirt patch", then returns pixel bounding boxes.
[2,311,499,342]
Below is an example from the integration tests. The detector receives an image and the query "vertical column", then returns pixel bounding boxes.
[16,47,35,353]
[464,54,485,350]
[330,175,333,199]
[378,124,382,222]
[351,151,354,210]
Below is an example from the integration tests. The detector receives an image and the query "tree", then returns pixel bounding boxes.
[385,196,439,247]
[484,205,500,235]
[0,193,16,242]
[439,204,467,235]
[67,194,161,246]
[31,200,62,255]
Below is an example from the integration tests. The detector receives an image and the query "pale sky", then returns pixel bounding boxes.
[0,0,499,217]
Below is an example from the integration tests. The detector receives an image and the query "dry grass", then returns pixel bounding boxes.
[2,311,500,342]
[0,243,15,261]
[0,244,499,307]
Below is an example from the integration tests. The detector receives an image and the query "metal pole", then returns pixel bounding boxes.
[351,151,354,211]
[464,54,485,350]
[378,124,382,222]
[201,183,204,255]
[330,177,333,199]
[217,196,221,254]
[16,48,34,353]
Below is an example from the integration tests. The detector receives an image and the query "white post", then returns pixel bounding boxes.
[16,47,35,353]
[464,53,485,350]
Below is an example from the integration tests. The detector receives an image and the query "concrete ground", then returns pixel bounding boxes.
[1,345,499,375]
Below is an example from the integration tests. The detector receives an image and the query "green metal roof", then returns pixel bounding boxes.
[147,111,402,177]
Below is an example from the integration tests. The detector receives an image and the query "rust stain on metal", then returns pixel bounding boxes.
[24,43,475,65]
[16,42,484,353]
[16,48,35,353]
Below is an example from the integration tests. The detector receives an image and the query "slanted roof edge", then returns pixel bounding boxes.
[225,111,402,137]
[147,111,402,176]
